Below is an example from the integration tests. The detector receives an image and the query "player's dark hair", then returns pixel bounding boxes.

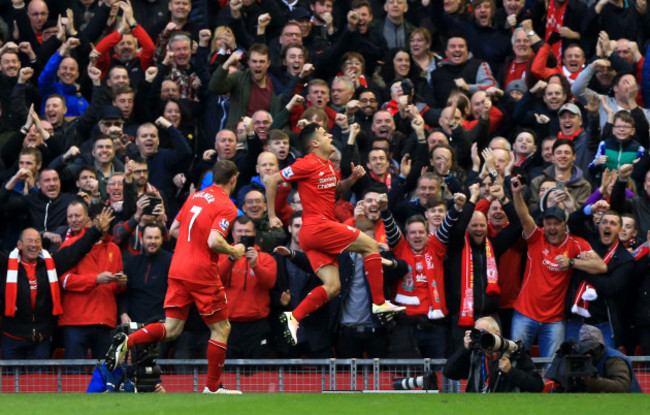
[212,160,239,184]
[299,123,321,153]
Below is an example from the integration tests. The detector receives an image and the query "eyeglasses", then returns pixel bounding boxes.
[359,98,377,103]
[345,60,362,67]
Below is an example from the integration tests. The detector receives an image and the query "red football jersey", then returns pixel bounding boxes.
[169,185,238,284]
[279,153,338,225]
[514,227,593,323]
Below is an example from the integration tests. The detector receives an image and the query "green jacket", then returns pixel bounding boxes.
[208,65,282,129]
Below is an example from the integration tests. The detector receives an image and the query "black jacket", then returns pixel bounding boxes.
[0,226,103,339]
[443,343,544,392]
[118,249,172,323]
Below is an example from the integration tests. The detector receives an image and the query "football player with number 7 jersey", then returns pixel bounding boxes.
[105,160,246,394]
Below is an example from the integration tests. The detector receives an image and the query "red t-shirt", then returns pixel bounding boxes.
[21,260,38,310]
[392,236,448,316]
[280,153,339,225]
[247,76,272,116]
[169,185,238,284]
[514,227,593,322]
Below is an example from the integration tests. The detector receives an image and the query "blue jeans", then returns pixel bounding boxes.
[414,325,447,359]
[565,318,615,348]
[62,325,113,359]
[1,334,51,360]
[511,310,566,357]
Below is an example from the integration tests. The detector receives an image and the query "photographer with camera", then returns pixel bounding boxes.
[443,316,544,393]
[88,323,165,393]
[547,324,642,393]
[217,215,277,358]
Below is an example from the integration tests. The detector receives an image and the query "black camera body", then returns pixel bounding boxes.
[116,322,162,393]
[143,197,162,216]
[545,339,598,392]
[240,235,256,249]
[470,329,520,356]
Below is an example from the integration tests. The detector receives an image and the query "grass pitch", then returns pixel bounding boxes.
[2,393,648,415]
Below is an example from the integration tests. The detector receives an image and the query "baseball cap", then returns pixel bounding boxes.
[506,79,528,94]
[289,7,311,21]
[100,105,124,120]
[559,103,581,117]
[543,206,567,222]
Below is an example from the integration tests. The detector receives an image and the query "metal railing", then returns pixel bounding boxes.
[1,357,649,393]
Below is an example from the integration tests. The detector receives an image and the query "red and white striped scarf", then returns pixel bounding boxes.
[571,240,618,318]
[459,234,500,327]
[5,249,62,317]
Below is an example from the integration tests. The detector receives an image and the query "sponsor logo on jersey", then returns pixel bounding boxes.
[282,166,294,179]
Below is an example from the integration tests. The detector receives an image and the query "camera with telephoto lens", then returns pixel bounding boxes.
[545,339,598,392]
[470,329,519,356]
[116,322,162,393]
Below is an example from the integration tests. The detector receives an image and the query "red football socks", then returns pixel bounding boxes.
[292,285,329,321]
[364,253,386,305]
[127,322,167,348]
[206,340,227,392]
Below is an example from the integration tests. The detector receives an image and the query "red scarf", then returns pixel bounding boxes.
[545,0,567,61]
[369,170,392,191]
[5,249,62,317]
[571,240,618,317]
[561,65,583,83]
[459,234,500,326]
[558,128,582,141]
[633,243,649,262]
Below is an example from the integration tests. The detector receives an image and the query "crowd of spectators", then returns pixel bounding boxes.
[1,0,650,370]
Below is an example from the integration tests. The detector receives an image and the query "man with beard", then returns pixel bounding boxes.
[119,223,171,325]
[473,181,525,338]
[209,44,283,129]
[355,88,380,133]
[444,184,520,348]
[509,175,607,357]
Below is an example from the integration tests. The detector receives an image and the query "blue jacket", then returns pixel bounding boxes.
[38,52,88,117]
